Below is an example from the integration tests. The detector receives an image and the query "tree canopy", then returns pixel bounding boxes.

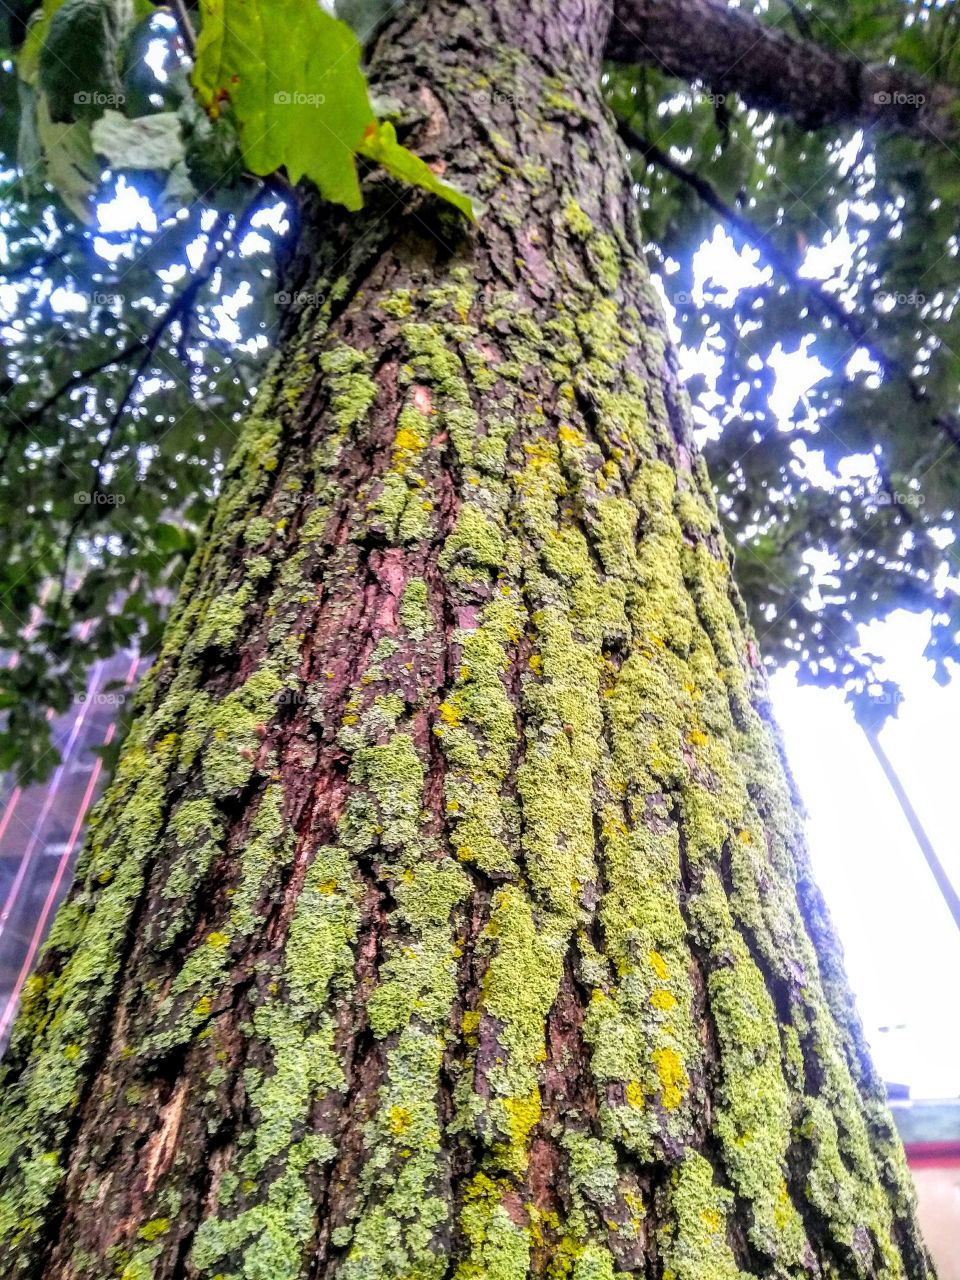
[1,0,959,780]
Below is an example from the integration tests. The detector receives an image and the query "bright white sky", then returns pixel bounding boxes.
[772,620,960,1099]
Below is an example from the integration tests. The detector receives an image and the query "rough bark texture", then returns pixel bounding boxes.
[609,0,959,148]
[0,2,933,1278]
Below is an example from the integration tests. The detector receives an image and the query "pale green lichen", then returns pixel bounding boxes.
[435,590,523,878]
[441,503,508,576]
[658,1154,745,1280]
[189,844,360,1280]
[562,198,593,239]
[320,343,378,431]
[454,1174,530,1280]
[399,578,431,640]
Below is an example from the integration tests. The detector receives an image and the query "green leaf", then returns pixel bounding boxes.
[38,0,127,123]
[192,0,371,209]
[36,91,99,219]
[91,108,185,170]
[357,120,475,222]
[16,80,44,194]
[17,0,69,87]
[192,0,474,218]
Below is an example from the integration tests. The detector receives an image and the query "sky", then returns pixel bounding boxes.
[772,617,960,1100]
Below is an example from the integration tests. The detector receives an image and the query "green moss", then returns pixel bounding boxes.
[367,859,470,1039]
[319,343,378,431]
[435,592,522,878]
[380,288,414,319]
[657,1154,745,1280]
[454,1174,530,1280]
[367,407,436,544]
[426,267,475,323]
[562,199,593,239]
[399,578,431,640]
[0,731,179,1252]
[338,1030,450,1279]
[401,323,472,406]
[194,585,253,651]
[188,844,360,1280]
[195,665,282,798]
[441,504,507,575]
[561,1130,618,1234]
[144,784,290,1054]
[137,1218,169,1243]
[243,516,273,547]
[476,887,562,1171]
[689,872,806,1261]
[588,234,621,291]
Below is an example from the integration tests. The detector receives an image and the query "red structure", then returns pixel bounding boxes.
[892,1101,960,1276]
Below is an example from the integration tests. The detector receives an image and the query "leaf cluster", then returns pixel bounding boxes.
[606,0,960,720]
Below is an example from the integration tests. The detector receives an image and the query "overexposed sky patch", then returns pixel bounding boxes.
[772,613,960,1098]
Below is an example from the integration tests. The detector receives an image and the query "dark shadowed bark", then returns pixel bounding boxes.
[609,0,960,148]
[0,2,933,1278]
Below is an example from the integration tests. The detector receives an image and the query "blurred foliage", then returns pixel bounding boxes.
[0,0,959,779]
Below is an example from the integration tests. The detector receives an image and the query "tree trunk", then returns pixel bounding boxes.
[0,2,932,1277]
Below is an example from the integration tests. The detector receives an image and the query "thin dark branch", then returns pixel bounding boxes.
[170,0,197,55]
[0,247,67,284]
[6,338,154,435]
[865,727,960,935]
[784,0,814,42]
[618,118,876,351]
[49,191,267,629]
[620,118,960,469]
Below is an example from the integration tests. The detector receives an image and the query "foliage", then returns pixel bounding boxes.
[191,0,471,216]
[606,0,960,718]
[0,0,958,779]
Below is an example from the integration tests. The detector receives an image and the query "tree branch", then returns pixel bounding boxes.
[865,727,960,936]
[0,247,67,283]
[618,119,874,353]
[607,0,960,147]
[170,0,197,56]
[621,118,960,469]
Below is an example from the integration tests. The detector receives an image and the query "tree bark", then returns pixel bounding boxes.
[0,2,932,1277]
[609,0,960,149]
